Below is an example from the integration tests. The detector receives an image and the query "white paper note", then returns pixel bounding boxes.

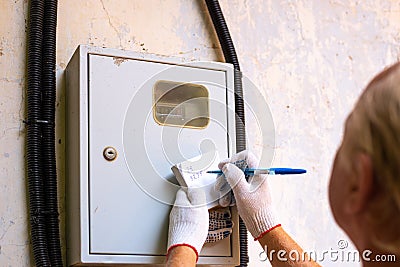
[171,151,221,208]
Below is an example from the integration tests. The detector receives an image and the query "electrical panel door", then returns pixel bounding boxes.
[66,45,239,266]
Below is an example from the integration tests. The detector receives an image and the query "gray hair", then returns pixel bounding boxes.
[350,62,400,251]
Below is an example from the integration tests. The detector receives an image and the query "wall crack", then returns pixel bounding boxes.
[99,0,122,48]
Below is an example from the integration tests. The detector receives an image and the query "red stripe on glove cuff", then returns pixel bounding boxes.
[254,224,282,241]
[167,243,199,262]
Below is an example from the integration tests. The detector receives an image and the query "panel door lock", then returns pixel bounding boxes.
[103,146,117,161]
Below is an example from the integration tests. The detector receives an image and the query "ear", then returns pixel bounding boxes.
[344,153,374,214]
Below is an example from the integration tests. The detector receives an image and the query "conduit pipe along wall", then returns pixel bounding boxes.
[26,0,62,266]
[26,1,50,265]
[204,1,248,266]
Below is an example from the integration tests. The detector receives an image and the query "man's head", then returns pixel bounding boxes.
[329,62,400,253]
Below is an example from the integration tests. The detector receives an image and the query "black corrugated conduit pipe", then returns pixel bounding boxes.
[26,0,51,266]
[41,0,63,266]
[27,0,62,266]
[204,1,248,266]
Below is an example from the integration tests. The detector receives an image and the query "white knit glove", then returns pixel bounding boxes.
[217,150,280,240]
[206,208,233,243]
[167,188,209,260]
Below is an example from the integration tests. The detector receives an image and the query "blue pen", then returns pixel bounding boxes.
[206,168,306,175]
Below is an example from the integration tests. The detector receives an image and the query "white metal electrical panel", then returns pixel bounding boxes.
[65,45,239,266]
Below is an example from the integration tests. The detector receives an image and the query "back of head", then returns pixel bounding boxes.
[350,62,400,251]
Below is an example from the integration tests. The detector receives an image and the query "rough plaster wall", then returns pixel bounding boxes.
[0,0,399,266]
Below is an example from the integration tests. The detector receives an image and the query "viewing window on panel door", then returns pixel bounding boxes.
[153,80,209,129]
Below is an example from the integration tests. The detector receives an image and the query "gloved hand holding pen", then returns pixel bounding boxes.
[167,150,319,267]
[215,150,281,240]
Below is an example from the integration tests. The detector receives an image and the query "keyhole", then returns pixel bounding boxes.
[103,146,117,161]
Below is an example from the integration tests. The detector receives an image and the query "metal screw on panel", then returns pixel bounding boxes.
[103,146,117,161]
